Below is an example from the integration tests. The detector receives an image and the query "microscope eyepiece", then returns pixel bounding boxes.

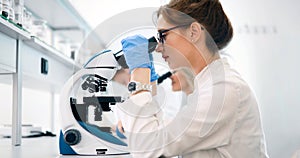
[157,71,172,84]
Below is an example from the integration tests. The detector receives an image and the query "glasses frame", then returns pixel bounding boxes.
[157,24,190,44]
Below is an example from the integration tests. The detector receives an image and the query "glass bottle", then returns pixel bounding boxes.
[14,0,24,26]
[31,19,47,40]
[1,0,13,18]
[0,0,2,15]
[23,7,32,31]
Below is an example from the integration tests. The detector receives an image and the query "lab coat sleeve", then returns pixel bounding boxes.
[117,80,239,157]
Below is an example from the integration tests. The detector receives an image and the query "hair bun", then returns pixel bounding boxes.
[165,0,233,50]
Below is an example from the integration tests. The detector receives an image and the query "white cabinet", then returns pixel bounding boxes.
[21,42,76,91]
[0,15,29,74]
[0,32,16,73]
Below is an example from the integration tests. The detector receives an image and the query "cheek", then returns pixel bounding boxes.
[165,46,192,69]
[165,35,193,68]
[167,33,188,51]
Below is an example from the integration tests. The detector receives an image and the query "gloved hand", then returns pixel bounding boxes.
[149,53,159,82]
[121,35,151,73]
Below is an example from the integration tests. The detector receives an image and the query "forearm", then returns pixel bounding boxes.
[130,68,157,96]
[131,68,150,84]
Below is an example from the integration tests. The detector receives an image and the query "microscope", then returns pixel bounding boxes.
[59,37,157,156]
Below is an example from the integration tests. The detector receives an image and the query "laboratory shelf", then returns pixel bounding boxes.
[0,15,80,70]
[0,12,79,73]
[0,15,31,40]
[23,37,81,70]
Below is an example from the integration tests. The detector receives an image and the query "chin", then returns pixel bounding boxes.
[172,87,180,92]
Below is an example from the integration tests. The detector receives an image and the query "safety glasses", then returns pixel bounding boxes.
[157,24,190,44]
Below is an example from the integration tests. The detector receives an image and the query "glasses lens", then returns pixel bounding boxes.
[156,32,160,43]
[157,24,190,44]
[157,31,164,44]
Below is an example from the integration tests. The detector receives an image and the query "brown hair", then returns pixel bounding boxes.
[156,0,233,51]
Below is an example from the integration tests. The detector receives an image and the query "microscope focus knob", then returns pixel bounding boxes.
[64,129,81,146]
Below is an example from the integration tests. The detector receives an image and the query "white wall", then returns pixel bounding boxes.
[222,0,300,157]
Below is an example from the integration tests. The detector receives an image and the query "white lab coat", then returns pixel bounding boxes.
[117,58,269,158]
[154,82,186,121]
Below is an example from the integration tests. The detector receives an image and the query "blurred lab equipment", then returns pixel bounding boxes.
[31,19,52,45]
[1,0,13,18]
[8,6,13,21]
[157,71,172,84]
[14,0,24,26]
[22,7,32,31]
[0,0,2,16]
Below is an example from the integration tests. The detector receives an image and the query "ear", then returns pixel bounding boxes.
[189,22,203,43]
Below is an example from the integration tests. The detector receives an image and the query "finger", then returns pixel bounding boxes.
[117,121,124,133]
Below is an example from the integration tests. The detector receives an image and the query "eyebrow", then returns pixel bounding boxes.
[159,28,171,33]
[159,24,191,33]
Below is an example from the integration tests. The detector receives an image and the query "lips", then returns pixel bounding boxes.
[162,55,169,62]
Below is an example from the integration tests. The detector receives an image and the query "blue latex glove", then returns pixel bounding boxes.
[121,35,151,73]
[149,53,159,82]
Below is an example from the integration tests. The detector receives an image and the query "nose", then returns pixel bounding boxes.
[155,42,163,53]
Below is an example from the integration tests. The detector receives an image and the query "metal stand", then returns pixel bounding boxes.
[12,39,22,146]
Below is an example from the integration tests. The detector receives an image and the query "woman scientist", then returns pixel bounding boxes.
[117,0,269,157]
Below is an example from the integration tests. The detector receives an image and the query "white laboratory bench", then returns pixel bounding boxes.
[0,137,132,158]
[0,137,59,158]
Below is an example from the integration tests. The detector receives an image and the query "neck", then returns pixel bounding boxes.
[184,88,193,95]
[191,48,220,75]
